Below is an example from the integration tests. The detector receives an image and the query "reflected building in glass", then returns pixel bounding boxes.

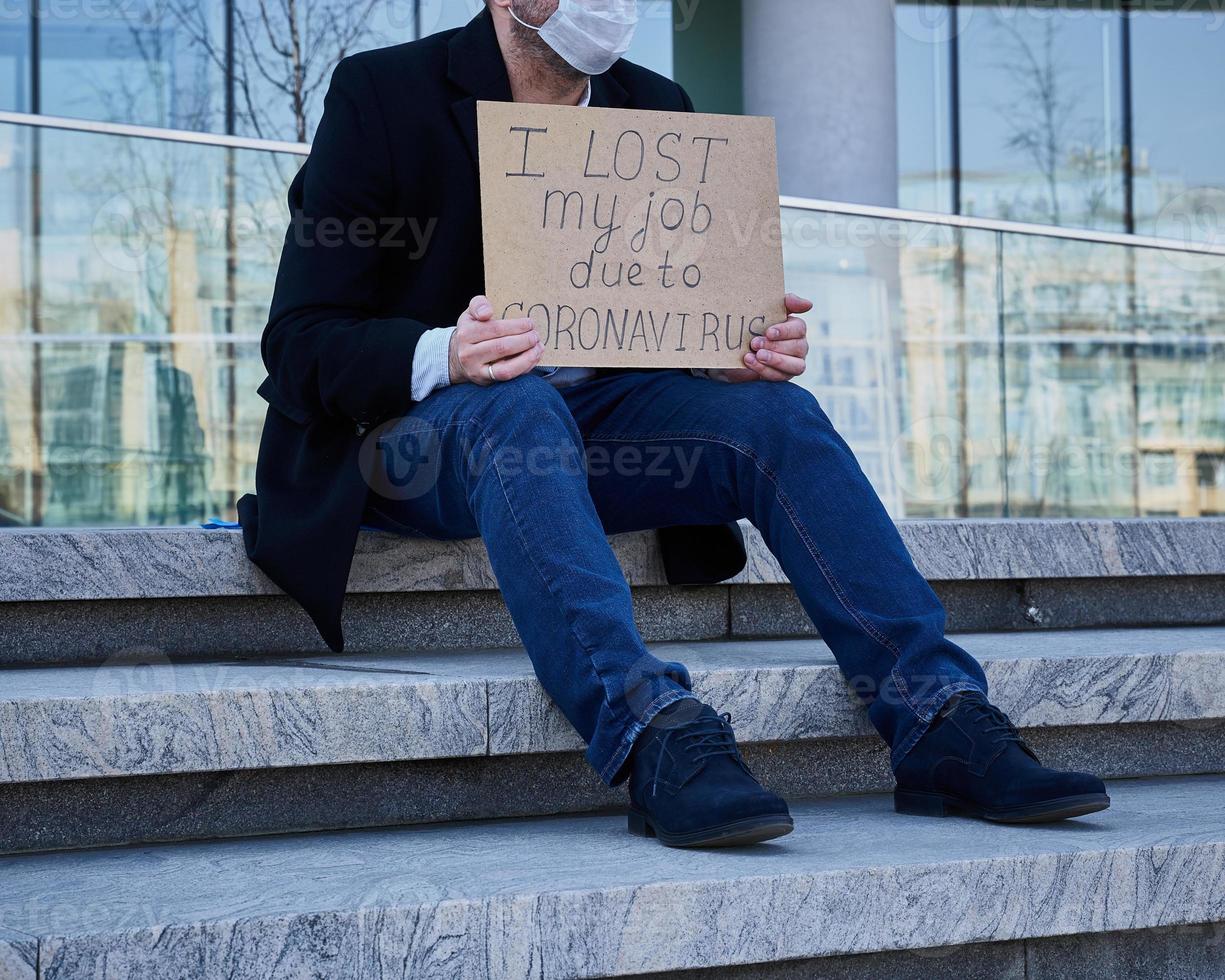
[0,0,1222,527]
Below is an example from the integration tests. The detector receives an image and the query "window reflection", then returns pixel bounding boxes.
[1132,7,1225,246]
[32,0,423,140]
[0,3,29,113]
[896,1,955,213]
[782,209,1006,518]
[1002,234,1225,517]
[897,0,1222,245]
[0,122,295,527]
[39,1,227,132]
[958,4,1126,231]
[231,0,416,142]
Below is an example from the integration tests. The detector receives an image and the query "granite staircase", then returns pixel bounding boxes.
[2,519,1225,979]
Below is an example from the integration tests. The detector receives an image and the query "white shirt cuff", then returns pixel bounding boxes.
[411,326,456,402]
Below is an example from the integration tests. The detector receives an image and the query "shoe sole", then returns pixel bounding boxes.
[628,809,794,848]
[894,789,1111,824]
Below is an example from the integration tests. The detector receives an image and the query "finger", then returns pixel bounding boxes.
[739,355,779,379]
[752,348,806,377]
[754,338,809,359]
[762,317,807,342]
[463,316,536,343]
[785,293,814,315]
[468,295,494,320]
[752,328,807,352]
[487,343,544,382]
[742,352,790,382]
[469,328,540,363]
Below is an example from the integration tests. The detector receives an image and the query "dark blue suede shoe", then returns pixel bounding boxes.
[894,692,1110,823]
[627,701,793,848]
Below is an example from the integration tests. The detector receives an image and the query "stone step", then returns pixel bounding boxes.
[1,774,1222,979]
[3,519,1225,664]
[3,628,1224,853]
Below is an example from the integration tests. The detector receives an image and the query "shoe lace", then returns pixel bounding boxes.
[653,712,742,796]
[964,697,1025,747]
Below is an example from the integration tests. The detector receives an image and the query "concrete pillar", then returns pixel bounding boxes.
[742,0,899,205]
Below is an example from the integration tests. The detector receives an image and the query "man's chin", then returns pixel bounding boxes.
[533,51,589,87]
[512,29,590,86]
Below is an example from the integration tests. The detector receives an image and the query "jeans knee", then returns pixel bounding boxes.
[764,379,823,415]
[464,375,584,474]
[723,381,827,442]
[468,374,569,425]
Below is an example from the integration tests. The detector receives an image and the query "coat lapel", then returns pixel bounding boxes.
[589,72,630,110]
[447,7,632,165]
[447,9,514,166]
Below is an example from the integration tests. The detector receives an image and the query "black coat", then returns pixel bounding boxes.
[238,9,747,651]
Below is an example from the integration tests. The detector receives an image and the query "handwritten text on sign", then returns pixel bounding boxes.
[478,102,786,369]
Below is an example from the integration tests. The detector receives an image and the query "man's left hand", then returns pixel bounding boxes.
[714,293,812,384]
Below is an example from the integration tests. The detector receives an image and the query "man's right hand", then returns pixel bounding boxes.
[449,295,544,386]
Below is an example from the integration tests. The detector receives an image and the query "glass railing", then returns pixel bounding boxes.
[2,112,1224,527]
[0,115,301,527]
[780,202,1225,520]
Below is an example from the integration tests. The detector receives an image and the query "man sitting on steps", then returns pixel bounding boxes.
[239,0,1110,847]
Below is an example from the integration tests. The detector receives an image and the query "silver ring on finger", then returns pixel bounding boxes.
[486,363,498,384]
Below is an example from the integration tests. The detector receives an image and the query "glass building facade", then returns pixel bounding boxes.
[1,0,1223,529]
[895,0,1225,242]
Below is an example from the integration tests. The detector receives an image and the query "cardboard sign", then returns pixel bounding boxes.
[478,101,786,369]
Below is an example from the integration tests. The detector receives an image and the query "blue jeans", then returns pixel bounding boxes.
[365,370,988,785]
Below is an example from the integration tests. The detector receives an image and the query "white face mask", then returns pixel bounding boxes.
[509,0,639,77]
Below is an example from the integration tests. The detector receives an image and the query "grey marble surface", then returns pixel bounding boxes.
[2,720,1221,856]
[0,776,1223,978]
[0,654,488,783]
[0,928,35,980]
[3,628,1225,784]
[5,518,1225,603]
[0,526,672,602]
[0,584,733,668]
[636,940,1028,980]
[490,627,1225,755]
[1024,922,1225,979]
[641,924,1225,980]
[894,517,1225,582]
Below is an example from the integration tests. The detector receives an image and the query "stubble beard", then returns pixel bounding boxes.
[507,2,589,98]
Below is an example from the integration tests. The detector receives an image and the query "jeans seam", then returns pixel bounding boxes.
[585,429,920,715]
[471,419,642,780]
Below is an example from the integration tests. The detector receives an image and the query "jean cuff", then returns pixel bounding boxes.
[888,680,988,770]
[596,687,699,787]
